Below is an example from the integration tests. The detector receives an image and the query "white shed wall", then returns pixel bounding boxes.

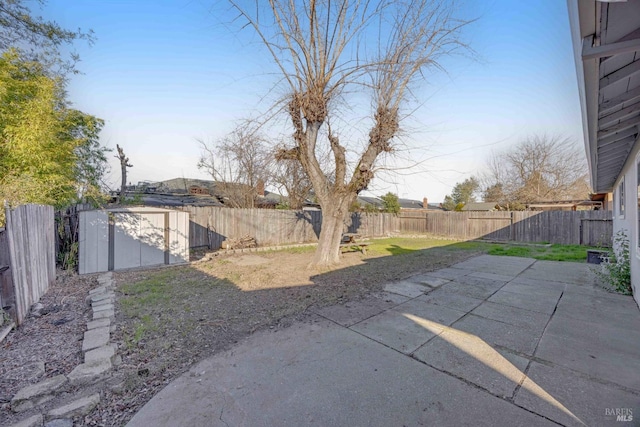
[79,211,109,275]
[168,211,189,264]
[79,209,189,274]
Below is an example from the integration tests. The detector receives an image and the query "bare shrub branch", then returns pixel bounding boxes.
[197,123,271,208]
[482,135,591,206]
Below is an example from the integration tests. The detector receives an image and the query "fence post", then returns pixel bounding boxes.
[509,211,515,241]
[579,218,583,245]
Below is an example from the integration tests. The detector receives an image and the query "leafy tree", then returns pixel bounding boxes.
[67,109,109,204]
[230,0,471,266]
[441,195,456,211]
[380,192,401,214]
[0,50,106,223]
[442,177,480,210]
[0,1,107,224]
[483,135,590,206]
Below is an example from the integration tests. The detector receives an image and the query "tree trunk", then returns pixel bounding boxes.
[120,163,127,203]
[311,195,354,267]
[312,206,344,266]
[116,144,131,204]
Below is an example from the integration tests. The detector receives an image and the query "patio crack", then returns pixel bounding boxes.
[218,396,230,427]
[511,290,564,401]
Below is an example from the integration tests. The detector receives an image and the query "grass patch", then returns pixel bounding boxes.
[259,237,496,257]
[487,243,598,262]
[220,237,594,263]
[365,237,495,256]
[119,272,174,317]
[364,237,594,262]
[488,246,532,257]
[362,237,600,263]
[279,245,316,254]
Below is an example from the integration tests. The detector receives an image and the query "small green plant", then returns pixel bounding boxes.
[0,308,9,326]
[56,215,79,271]
[596,230,632,295]
[58,241,78,271]
[122,193,143,205]
[363,204,379,213]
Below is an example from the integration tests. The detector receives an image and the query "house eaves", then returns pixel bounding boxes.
[569,0,640,193]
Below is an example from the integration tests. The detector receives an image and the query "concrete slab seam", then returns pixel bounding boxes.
[510,288,564,402]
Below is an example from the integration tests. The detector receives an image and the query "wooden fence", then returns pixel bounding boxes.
[175,207,612,250]
[0,228,12,327]
[416,210,612,246]
[1,204,56,325]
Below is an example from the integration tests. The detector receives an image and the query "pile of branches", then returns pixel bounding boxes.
[221,235,257,250]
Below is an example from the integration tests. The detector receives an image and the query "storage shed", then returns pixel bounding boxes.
[79,207,189,274]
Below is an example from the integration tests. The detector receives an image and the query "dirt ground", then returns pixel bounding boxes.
[0,272,96,425]
[1,244,484,426]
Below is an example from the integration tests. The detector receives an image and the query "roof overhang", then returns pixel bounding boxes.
[568,0,640,193]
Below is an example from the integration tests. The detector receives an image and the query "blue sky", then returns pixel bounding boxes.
[41,0,584,202]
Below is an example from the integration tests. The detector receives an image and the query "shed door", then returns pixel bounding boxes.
[140,213,165,266]
[113,213,166,270]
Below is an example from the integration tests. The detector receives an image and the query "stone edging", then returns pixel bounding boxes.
[8,272,118,427]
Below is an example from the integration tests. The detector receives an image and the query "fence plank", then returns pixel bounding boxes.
[3,204,55,325]
[0,228,14,320]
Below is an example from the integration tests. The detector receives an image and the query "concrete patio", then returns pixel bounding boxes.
[127,255,640,426]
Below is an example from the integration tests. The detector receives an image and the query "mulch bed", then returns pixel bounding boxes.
[0,271,96,425]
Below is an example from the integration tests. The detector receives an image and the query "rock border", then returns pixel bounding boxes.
[8,272,117,427]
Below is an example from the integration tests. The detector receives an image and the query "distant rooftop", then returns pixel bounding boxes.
[461,202,498,211]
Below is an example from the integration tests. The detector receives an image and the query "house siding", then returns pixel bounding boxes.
[612,137,640,306]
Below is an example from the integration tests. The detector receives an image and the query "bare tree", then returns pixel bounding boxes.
[483,135,591,207]
[230,0,470,266]
[273,146,313,210]
[115,144,132,204]
[197,125,271,208]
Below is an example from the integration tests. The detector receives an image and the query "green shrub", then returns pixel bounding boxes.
[596,230,632,295]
